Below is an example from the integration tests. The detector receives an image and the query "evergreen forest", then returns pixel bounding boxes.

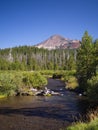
[0,45,77,71]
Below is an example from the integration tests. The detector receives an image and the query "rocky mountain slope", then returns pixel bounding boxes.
[35,35,80,50]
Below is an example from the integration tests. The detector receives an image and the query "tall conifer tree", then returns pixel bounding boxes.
[76,31,96,91]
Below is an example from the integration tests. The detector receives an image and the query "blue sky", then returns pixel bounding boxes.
[0,0,98,48]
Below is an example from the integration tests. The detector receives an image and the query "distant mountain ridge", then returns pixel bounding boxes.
[35,35,80,50]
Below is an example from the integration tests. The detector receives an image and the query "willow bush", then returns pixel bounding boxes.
[0,71,47,96]
[23,72,47,89]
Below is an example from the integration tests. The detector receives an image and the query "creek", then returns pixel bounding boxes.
[0,78,88,130]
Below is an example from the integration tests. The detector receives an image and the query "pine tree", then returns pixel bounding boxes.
[76,31,96,91]
[94,39,98,70]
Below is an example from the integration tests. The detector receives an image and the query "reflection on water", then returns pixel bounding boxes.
[0,79,88,130]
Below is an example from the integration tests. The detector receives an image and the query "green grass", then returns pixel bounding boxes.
[62,108,98,130]
[0,94,7,99]
[64,76,78,90]
[66,117,98,130]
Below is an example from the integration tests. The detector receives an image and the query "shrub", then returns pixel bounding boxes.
[0,73,16,95]
[22,72,32,88]
[52,73,62,79]
[39,70,55,76]
[0,71,48,96]
[30,72,47,89]
[87,76,98,102]
[0,72,23,96]
[22,72,47,89]
[64,76,78,89]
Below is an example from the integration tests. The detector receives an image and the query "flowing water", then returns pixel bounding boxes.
[0,79,88,130]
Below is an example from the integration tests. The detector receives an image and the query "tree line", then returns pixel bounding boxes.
[0,46,77,70]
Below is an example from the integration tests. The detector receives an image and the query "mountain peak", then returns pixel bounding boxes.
[50,34,64,38]
[35,35,80,50]
[49,34,69,41]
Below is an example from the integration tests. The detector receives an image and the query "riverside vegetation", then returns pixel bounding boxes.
[0,31,98,129]
[0,71,48,97]
[65,31,98,130]
[65,108,98,130]
[0,70,76,97]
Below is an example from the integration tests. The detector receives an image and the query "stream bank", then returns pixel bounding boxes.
[0,78,88,130]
